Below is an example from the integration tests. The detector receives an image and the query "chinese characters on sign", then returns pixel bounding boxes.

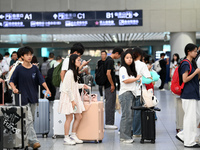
[0,10,142,28]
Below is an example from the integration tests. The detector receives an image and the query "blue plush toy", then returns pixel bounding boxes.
[142,71,160,84]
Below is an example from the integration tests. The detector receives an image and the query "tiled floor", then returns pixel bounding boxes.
[31,87,188,150]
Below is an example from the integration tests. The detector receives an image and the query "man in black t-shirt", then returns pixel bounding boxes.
[159,53,169,90]
[95,50,107,101]
[104,47,123,130]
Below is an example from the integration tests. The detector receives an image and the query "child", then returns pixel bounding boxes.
[9,46,51,149]
[58,54,89,145]
[176,43,200,148]
[119,49,141,143]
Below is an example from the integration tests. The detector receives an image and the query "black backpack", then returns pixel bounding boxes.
[95,62,107,86]
[45,66,56,101]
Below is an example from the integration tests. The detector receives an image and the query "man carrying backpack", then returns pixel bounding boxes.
[158,53,169,91]
[48,52,56,68]
[104,47,123,130]
[95,50,107,101]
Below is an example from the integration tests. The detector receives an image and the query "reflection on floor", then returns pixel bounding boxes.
[30,88,186,150]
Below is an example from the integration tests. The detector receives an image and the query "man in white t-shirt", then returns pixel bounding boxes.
[0,53,9,77]
[132,48,151,137]
[60,44,89,89]
[48,52,57,68]
[54,56,63,68]
[3,52,11,67]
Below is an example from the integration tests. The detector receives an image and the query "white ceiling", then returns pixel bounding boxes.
[0,32,200,43]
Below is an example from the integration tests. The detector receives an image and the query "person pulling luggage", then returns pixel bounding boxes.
[9,46,51,149]
[119,50,141,144]
[58,54,90,145]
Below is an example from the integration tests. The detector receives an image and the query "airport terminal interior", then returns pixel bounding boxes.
[40,88,185,150]
[0,0,200,149]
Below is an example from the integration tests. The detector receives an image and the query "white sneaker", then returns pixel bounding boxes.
[132,135,141,138]
[196,139,200,144]
[160,89,165,91]
[120,139,134,144]
[100,96,104,101]
[104,125,118,130]
[70,134,83,144]
[63,137,76,145]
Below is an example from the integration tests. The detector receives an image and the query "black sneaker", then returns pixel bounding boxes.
[184,144,200,148]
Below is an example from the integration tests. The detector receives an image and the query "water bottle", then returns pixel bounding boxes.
[73,106,77,113]
[42,90,50,98]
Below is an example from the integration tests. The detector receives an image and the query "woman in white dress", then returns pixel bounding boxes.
[58,54,89,145]
[170,53,180,78]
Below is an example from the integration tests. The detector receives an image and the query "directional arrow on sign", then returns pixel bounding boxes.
[53,14,58,19]
[0,14,4,19]
[133,12,139,17]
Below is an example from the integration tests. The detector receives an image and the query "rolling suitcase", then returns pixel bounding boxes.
[52,100,74,139]
[0,116,3,150]
[34,99,50,137]
[175,97,184,133]
[76,93,104,143]
[33,86,50,137]
[0,82,4,105]
[52,100,65,139]
[132,106,160,144]
[141,109,156,143]
[0,91,28,149]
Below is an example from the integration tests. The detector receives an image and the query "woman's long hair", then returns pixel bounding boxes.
[171,53,180,63]
[121,49,137,77]
[68,54,79,82]
[184,43,198,69]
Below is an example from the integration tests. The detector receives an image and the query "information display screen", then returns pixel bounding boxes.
[0,10,142,28]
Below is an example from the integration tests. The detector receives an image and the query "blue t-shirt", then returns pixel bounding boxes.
[10,65,45,105]
[180,60,199,100]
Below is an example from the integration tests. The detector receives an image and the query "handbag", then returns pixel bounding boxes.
[141,85,159,108]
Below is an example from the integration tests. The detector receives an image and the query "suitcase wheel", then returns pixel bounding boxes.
[99,140,102,143]
[151,140,155,144]
[140,139,144,144]
[95,140,99,143]
[42,134,48,138]
[52,135,57,139]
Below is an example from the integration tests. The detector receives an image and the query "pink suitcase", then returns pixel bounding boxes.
[76,101,104,143]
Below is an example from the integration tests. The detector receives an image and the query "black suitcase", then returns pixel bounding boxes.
[0,116,3,150]
[131,106,160,144]
[141,109,156,143]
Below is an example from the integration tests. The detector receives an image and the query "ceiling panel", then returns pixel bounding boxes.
[0,32,200,43]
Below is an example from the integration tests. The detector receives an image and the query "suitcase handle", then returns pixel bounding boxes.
[81,86,92,103]
[12,91,22,106]
[0,81,5,105]
[131,106,161,111]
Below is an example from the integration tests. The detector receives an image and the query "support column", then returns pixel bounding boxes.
[170,32,196,58]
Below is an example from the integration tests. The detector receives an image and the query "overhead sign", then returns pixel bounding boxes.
[0,10,142,28]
